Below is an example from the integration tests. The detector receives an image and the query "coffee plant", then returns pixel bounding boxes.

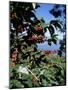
[9,2,66,88]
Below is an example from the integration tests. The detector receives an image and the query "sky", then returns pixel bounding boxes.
[34,3,65,51]
[37,41,60,51]
[35,3,55,23]
[35,3,65,23]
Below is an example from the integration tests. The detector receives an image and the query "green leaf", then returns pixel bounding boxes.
[41,79,48,86]
[50,20,62,30]
[10,79,22,89]
[20,73,33,87]
[21,73,32,80]
[35,4,40,9]
[52,39,57,44]
[56,22,62,29]
[48,42,51,46]
[49,24,55,36]
[48,39,52,46]
[32,3,36,9]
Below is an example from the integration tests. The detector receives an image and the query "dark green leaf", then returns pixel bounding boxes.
[49,25,55,36]
[52,39,57,44]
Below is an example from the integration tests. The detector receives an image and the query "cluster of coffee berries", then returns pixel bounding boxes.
[34,25,43,32]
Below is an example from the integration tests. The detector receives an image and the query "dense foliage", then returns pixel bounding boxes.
[9,2,66,88]
[50,4,66,57]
